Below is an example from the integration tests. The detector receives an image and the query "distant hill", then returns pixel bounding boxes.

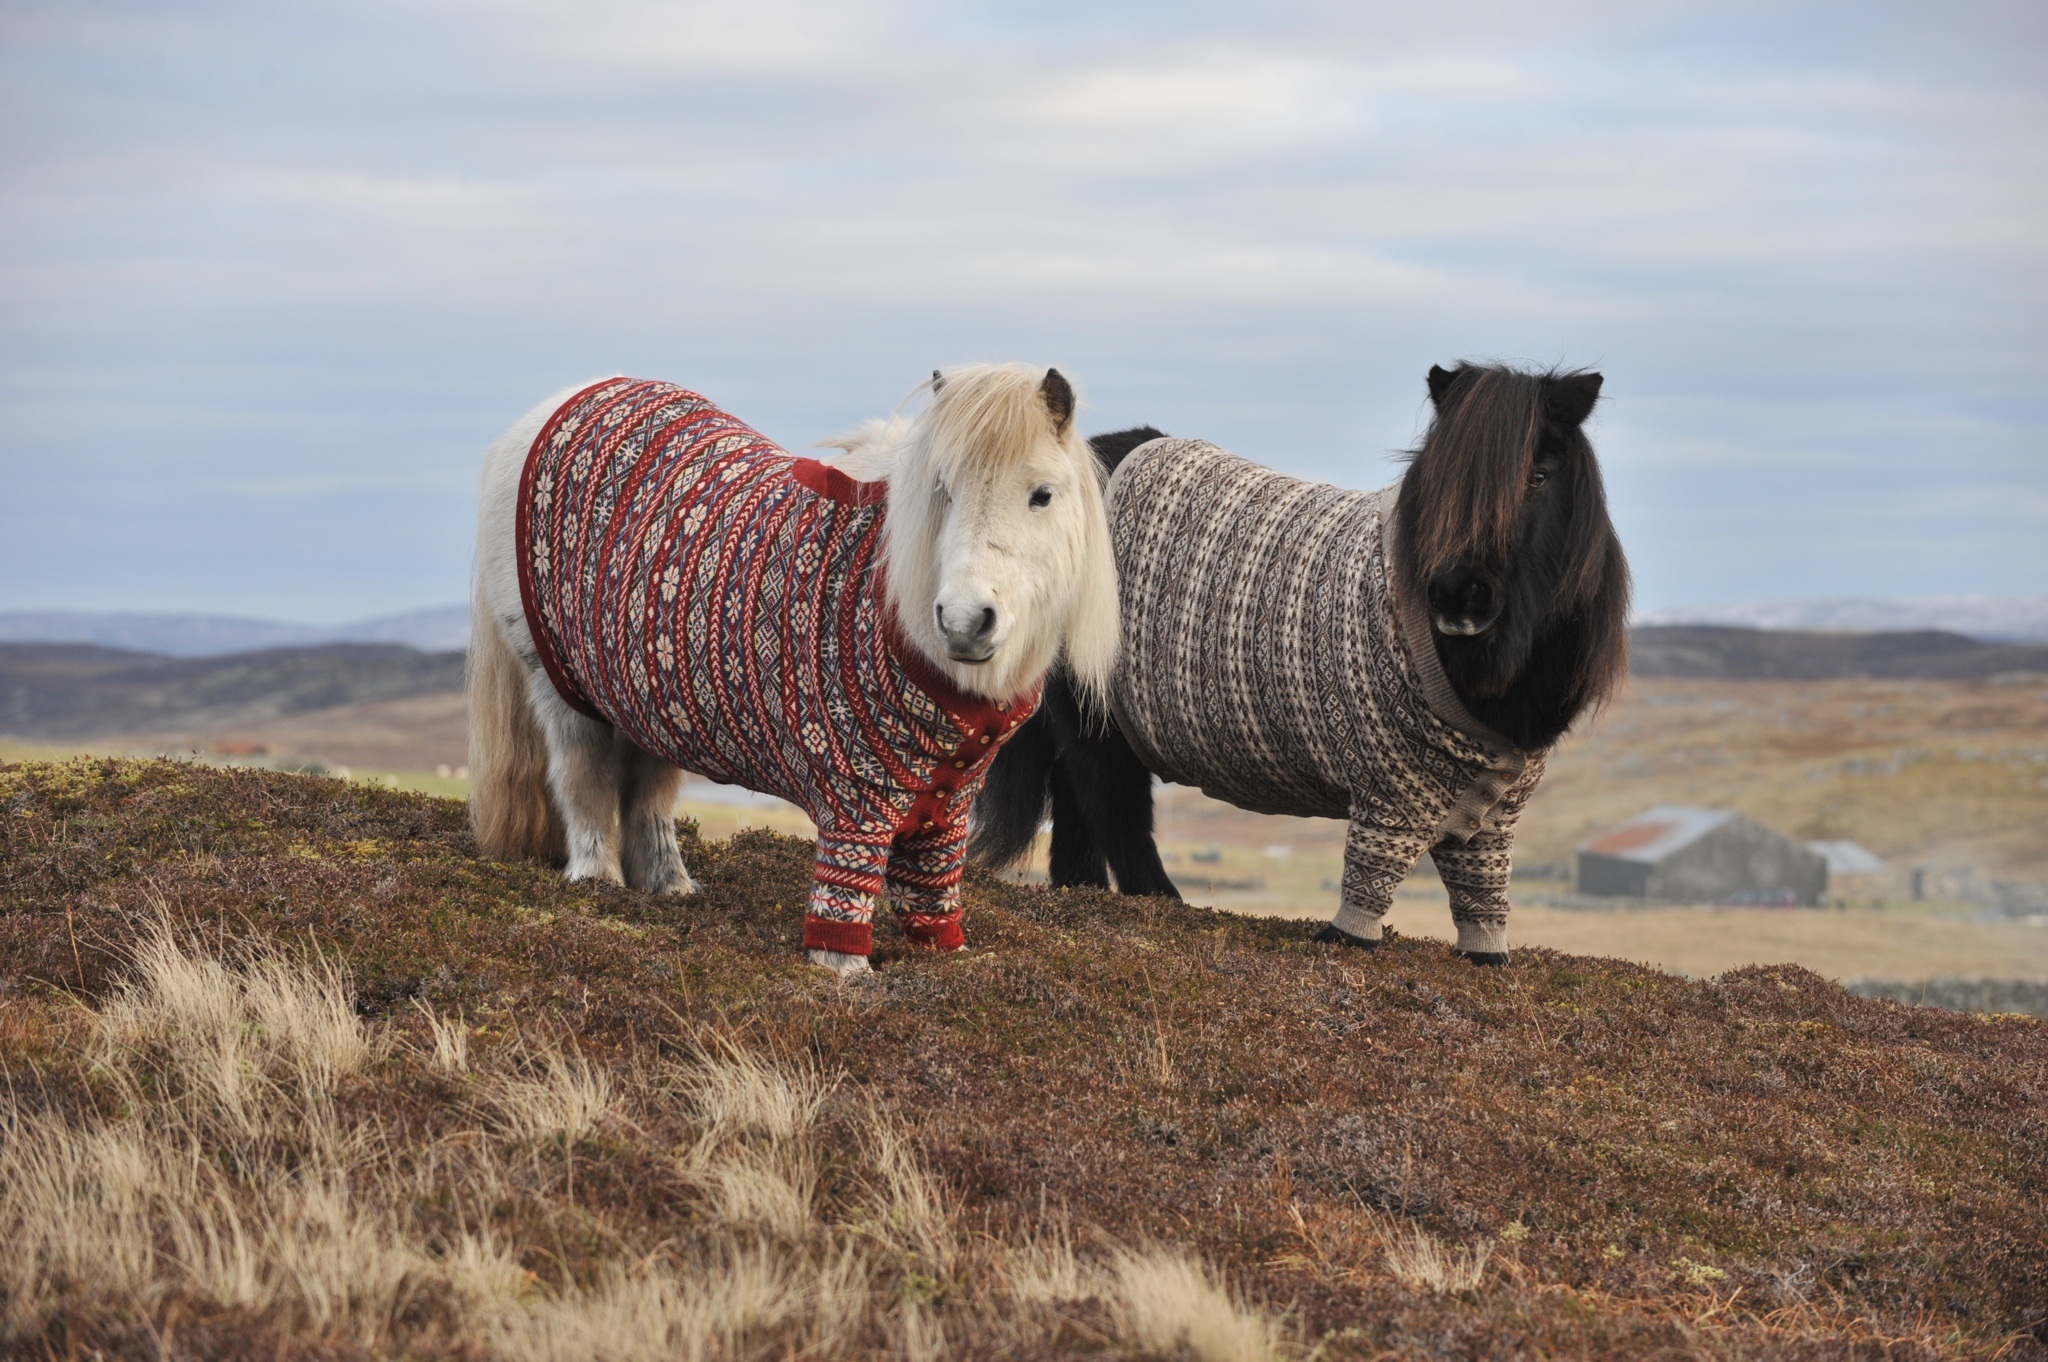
[1630,625,2048,681]
[0,605,469,657]
[7,625,2044,746]
[0,643,466,740]
[12,597,2046,659]
[1638,595,2048,642]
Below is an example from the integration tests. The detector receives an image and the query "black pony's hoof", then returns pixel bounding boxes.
[1456,949,1510,968]
[1312,924,1380,951]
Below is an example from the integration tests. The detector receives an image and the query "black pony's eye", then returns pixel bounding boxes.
[1029,486,1053,508]
[1528,466,1551,489]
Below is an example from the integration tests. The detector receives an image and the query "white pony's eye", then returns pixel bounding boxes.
[1029,485,1053,509]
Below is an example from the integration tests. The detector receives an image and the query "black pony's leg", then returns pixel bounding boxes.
[1028,666,1179,899]
[1047,762,1110,889]
[1060,723,1180,899]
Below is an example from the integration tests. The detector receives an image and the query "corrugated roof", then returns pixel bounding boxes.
[1581,805,1735,863]
[1807,840,1887,874]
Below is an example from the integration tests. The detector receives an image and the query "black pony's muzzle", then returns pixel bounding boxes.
[1428,570,1501,638]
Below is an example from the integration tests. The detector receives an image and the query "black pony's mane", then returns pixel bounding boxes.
[1394,364,1631,748]
[1087,425,1167,474]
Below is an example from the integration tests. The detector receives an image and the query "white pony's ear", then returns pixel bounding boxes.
[1040,368,1075,435]
[1061,433,1121,704]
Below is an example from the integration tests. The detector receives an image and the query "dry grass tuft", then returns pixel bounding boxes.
[1375,1214,1492,1295]
[97,919,372,1118]
[861,1119,956,1269]
[671,1042,833,1242]
[996,1233,1284,1360]
[487,1042,615,1145]
[1110,1247,1283,1362]
[415,999,470,1073]
[1000,1227,1095,1305]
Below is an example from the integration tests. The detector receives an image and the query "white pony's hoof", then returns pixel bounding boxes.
[564,865,625,887]
[651,867,698,897]
[806,948,873,978]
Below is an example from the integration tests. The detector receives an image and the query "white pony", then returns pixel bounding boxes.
[468,365,1118,974]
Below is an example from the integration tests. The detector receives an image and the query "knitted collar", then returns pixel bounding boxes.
[1379,483,1527,763]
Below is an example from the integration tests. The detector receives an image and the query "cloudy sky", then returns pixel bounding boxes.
[3,0,2042,623]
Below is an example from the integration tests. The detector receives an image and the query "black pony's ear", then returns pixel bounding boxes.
[1546,372,1603,427]
[1427,364,1462,407]
[1040,367,1075,434]
[931,368,945,393]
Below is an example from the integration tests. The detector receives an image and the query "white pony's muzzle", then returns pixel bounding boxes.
[935,597,1001,664]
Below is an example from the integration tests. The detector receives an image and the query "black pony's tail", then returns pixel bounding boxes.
[969,697,1055,870]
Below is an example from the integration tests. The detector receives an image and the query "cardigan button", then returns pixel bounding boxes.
[1467,818,1481,830]
[980,734,992,745]
[997,701,1009,712]
[934,786,950,798]
[954,759,966,769]
[921,820,934,830]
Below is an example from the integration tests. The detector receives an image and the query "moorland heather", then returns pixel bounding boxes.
[2,758,2043,1359]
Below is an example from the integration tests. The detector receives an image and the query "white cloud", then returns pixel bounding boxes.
[980,50,1364,169]
[514,0,899,73]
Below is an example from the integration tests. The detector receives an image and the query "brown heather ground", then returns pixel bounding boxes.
[3,758,2046,1360]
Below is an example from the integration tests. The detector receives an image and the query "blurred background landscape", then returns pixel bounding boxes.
[6,602,2044,1005]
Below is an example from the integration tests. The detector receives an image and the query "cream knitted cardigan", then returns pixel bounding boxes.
[1106,438,1547,955]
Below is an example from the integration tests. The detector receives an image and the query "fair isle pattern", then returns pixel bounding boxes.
[517,378,1035,957]
[1106,438,1547,955]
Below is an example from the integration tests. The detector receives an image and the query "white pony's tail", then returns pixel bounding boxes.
[467,587,562,863]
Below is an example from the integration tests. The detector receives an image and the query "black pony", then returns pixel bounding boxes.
[971,363,1631,961]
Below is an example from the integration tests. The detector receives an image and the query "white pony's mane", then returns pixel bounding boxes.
[815,416,906,482]
[821,364,1119,705]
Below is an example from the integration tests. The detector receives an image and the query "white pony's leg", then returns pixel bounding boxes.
[528,670,625,884]
[618,741,693,894]
[807,948,873,977]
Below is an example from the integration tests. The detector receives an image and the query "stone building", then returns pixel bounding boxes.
[1576,805,1829,905]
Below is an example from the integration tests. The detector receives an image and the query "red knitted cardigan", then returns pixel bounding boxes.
[517,378,1037,957]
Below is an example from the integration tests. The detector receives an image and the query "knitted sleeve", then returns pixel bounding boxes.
[1429,754,1542,956]
[1429,826,1515,956]
[887,821,972,951]
[803,829,897,957]
[1330,818,1433,942]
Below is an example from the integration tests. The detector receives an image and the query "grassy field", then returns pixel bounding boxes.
[11,674,2045,986]
[3,757,2044,1359]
